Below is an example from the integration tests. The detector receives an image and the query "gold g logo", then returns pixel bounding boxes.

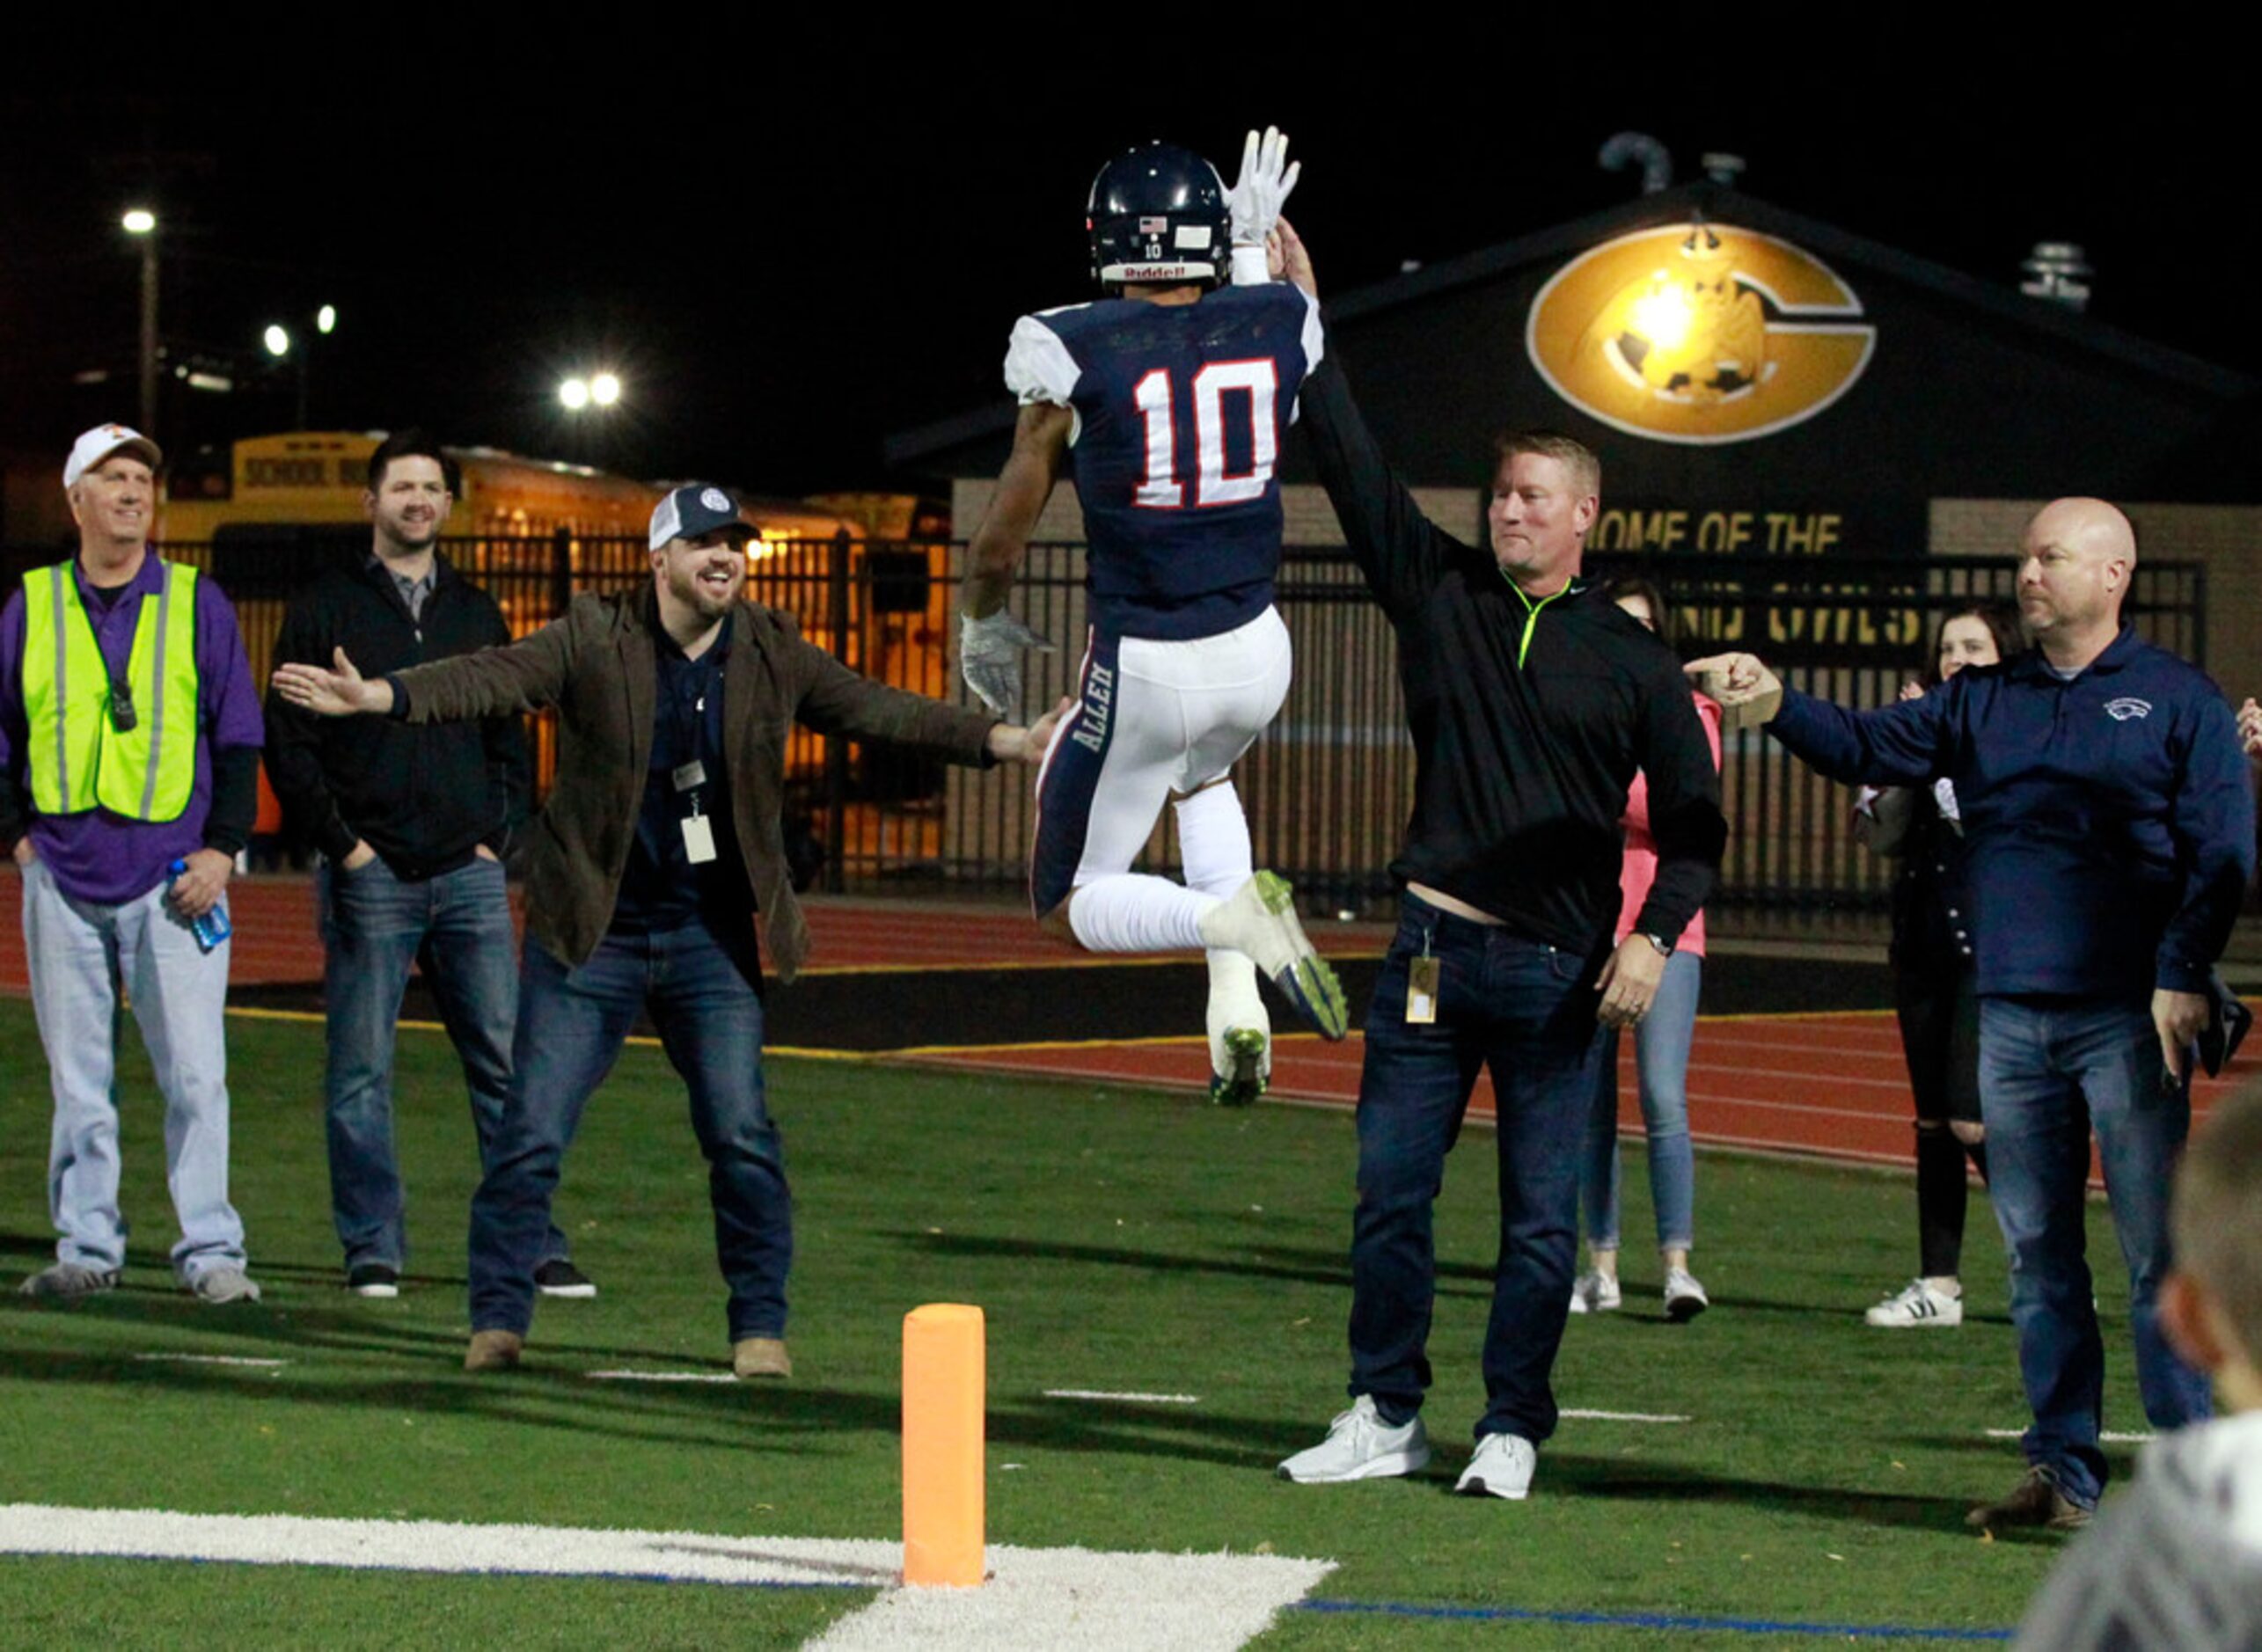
[1527,223,1875,444]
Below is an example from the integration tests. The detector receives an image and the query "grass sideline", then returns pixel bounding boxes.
[0,1000,2153,1647]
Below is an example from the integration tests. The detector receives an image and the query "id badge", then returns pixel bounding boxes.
[681,813,718,864]
[1407,954,1440,1025]
[672,759,707,792]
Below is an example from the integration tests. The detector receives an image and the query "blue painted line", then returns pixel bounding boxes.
[1296,1598,2013,1641]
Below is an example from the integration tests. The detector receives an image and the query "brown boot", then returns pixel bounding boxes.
[1966,1466,2092,1532]
[733,1336,792,1379]
[464,1329,524,1372]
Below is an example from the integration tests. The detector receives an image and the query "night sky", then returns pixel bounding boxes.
[4,31,2249,501]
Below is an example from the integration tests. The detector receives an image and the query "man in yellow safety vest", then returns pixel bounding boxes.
[0,423,267,1304]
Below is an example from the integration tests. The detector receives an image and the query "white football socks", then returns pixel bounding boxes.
[1066,874,1216,954]
[1175,782,1269,1073]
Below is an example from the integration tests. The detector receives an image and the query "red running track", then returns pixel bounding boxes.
[2,877,2246,1172]
[901,1014,2257,1177]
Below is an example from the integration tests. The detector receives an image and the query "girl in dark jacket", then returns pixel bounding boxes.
[1856,599,2026,1327]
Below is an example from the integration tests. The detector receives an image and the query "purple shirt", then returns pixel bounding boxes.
[0,552,264,904]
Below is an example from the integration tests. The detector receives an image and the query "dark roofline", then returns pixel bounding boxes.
[886,182,2258,469]
[1333,181,2258,400]
[883,398,1018,471]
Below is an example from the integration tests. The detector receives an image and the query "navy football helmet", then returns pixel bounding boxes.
[1086,141,1231,287]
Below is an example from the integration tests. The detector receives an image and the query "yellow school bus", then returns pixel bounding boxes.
[158,430,864,544]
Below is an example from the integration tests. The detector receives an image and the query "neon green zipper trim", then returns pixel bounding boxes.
[1503,575,1574,668]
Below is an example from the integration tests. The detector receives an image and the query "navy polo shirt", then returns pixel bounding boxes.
[1768,627,2254,1000]
[611,612,754,934]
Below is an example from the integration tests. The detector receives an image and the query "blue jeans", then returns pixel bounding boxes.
[322,855,565,1273]
[467,917,789,1341]
[1979,995,2211,1507]
[1350,894,1607,1444]
[1580,948,1702,1253]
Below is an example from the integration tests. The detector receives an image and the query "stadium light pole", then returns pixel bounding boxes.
[122,208,158,433]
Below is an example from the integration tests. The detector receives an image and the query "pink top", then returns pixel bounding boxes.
[1614,692,1723,955]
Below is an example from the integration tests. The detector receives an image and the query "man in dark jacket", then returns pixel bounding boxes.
[275,483,1065,1378]
[1697,497,2256,1532]
[267,428,586,1301]
[1263,223,1726,1502]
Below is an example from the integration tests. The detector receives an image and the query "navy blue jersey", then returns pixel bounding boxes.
[1006,281,1323,640]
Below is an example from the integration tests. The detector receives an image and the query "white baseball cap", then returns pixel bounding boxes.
[649,483,754,551]
[63,423,164,488]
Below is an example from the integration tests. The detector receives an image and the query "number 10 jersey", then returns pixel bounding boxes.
[1004,282,1325,641]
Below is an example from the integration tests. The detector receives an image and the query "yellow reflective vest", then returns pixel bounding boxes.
[18,559,201,822]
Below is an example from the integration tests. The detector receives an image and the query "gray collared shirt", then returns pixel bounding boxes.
[368,554,436,622]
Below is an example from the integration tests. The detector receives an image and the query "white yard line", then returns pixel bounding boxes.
[585,1371,738,1385]
[1559,1408,1691,1424]
[1041,1390,1200,1405]
[807,1545,1331,1651]
[0,1504,1331,1652]
[130,1355,289,1369]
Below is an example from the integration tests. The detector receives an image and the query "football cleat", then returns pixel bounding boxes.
[1210,1026,1270,1107]
[1198,872,1349,1042]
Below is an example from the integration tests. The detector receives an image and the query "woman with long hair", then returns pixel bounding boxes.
[1571,578,1720,1320]
[1856,598,2027,1327]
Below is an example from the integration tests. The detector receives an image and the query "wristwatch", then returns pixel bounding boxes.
[1642,932,1673,958]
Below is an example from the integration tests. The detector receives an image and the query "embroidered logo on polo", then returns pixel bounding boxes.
[2105,698,2153,722]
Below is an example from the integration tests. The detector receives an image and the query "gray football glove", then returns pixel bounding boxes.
[1227,126,1299,249]
[959,610,1053,722]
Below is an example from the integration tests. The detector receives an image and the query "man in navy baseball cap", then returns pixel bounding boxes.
[649,484,755,552]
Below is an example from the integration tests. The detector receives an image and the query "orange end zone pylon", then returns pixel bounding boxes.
[902,1302,985,1587]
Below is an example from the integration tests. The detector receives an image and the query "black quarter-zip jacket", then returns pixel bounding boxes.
[265,552,529,874]
[1298,353,1726,954]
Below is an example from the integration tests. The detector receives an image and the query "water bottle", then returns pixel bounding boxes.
[167,858,232,953]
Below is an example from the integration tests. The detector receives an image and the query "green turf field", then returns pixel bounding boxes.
[0,1000,2151,1647]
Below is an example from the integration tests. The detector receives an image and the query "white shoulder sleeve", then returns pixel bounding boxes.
[1297,284,1325,375]
[1288,285,1325,425]
[1003,315,1080,408]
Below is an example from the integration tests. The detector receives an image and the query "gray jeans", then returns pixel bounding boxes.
[21,857,246,1278]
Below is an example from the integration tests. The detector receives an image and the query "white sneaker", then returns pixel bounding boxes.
[1197,873,1349,1041]
[189,1267,262,1305]
[1664,1268,1709,1322]
[1277,1395,1430,1484]
[1454,1432,1537,1500]
[1568,1271,1621,1314]
[1865,1278,1963,1328]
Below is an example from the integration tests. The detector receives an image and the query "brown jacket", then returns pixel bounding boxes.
[394,587,997,980]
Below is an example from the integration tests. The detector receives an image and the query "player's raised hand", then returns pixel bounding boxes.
[1228,126,1299,249]
[272,647,391,717]
[959,610,1053,723]
[2239,696,2262,763]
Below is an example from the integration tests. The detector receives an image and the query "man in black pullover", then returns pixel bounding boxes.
[1268,223,1726,1501]
[265,428,582,1299]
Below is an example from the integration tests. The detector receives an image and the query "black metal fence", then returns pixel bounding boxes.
[139,532,2207,917]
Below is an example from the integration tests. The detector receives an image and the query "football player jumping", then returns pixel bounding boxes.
[960,128,1344,1102]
